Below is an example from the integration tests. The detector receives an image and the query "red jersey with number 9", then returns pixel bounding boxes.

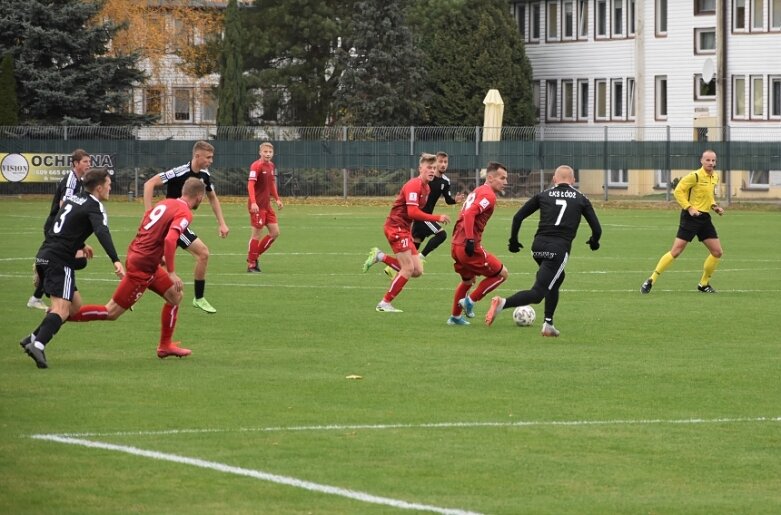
[126,198,192,272]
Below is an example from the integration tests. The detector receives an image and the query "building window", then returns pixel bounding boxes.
[611,79,624,118]
[734,0,747,30]
[595,79,608,120]
[564,0,575,39]
[656,0,668,35]
[695,28,716,54]
[752,0,764,29]
[656,169,671,187]
[578,79,589,119]
[773,0,781,29]
[751,75,764,118]
[695,74,716,100]
[628,0,636,35]
[608,169,628,186]
[655,75,667,119]
[771,76,781,118]
[531,2,542,41]
[695,0,716,14]
[514,2,527,39]
[733,76,747,118]
[749,170,770,187]
[613,0,624,36]
[145,87,163,118]
[627,78,636,119]
[596,0,608,37]
[547,80,559,120]
[201,89,217,123]
[548,1,560,40]
[172,17,195,53]
[578,0,589,37]
[173,88,193,122]
[533,81,541,120]
[562,80,575,119]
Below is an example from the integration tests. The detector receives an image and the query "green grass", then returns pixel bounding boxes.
[1,198,780,514]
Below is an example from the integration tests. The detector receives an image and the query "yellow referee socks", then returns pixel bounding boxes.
[650,252,676,283]
[699,254,720,286]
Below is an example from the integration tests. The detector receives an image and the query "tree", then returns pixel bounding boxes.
[243,0,352,126]
[333,0,429,126]
[217,0,249,128]
[0,0,149,125]
[0,53,19,125]
[409,0,534,127]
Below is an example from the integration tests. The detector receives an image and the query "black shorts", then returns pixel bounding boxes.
[411,220,442,241]
[530,238,570,292]
[35,258,78,301]
[176,227,199,249]
[676,211,718,242]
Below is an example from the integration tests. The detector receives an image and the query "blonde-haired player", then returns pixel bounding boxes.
[246,141,283,272]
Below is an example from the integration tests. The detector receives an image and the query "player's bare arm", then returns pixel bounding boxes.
[143,175,164,211]
[206,190,230,238]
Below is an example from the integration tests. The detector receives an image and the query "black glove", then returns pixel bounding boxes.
[465,239,475,257]
[508,238,522,253]
[586,237,600,251]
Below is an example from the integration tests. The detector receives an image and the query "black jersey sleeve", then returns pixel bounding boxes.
[582,198,602,243]
[88,201,120,263]
[510,194,541,243]
[442,176,457,205]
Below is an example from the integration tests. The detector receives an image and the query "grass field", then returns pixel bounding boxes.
[1,197,780,514]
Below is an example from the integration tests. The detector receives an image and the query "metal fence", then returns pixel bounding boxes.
[1,125,779,204]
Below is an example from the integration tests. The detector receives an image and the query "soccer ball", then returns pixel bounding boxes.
[512,305,536,327]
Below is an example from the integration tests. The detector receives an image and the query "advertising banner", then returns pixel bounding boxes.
[0,153,115,183]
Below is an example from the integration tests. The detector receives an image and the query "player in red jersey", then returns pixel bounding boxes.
[447,162,510,325]
[246,141,283,272]
[362,153,451,312]
[69,178,206,358]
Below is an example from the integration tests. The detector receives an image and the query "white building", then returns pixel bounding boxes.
[510,0,781,197]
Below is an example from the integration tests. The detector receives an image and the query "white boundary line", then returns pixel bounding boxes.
[33,415,781,438]
[30,434,481,515]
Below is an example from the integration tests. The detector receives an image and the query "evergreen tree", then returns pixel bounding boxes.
[244,0,351,126]
[0,0,149,125]
[0,53,19,125]
[217,0,249,128]
[410,0,534,127]
[333,0,429,126]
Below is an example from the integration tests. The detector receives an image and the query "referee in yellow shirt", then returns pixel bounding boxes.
[641,149,725,294]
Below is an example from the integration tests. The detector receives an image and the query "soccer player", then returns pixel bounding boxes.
[485,165,602,337]
[362,153,451,312]
[69,177,206,359]
[143,140,229,313]
[246,141,283,272]
[447,162,510,326]
[27,148,92,310]
[19,167,125,369]
[385,151,464,278]
[641,149,725,294]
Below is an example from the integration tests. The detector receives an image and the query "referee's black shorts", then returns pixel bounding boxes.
[676,210,718,242]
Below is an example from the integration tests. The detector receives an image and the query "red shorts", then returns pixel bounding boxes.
[112,264,173,309]
[249,207,277,229]
[384,225,418,255]
[451,244,503,279]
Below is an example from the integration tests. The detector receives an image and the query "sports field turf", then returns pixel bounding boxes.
[1,198,779,514]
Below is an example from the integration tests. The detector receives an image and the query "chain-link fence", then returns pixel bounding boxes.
[1,125,779,204]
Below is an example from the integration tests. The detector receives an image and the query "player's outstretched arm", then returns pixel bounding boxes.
[206,190,230,238]
[143,175,164,211]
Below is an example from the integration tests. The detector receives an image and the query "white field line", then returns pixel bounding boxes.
[29,434,481,515]
[32,415,781,439]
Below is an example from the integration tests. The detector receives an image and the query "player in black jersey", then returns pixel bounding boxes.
[143,141,230,313]
[485,165,602,336]
[385,152,464,278]
[20,168,125,368]
[27,149,92,310]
